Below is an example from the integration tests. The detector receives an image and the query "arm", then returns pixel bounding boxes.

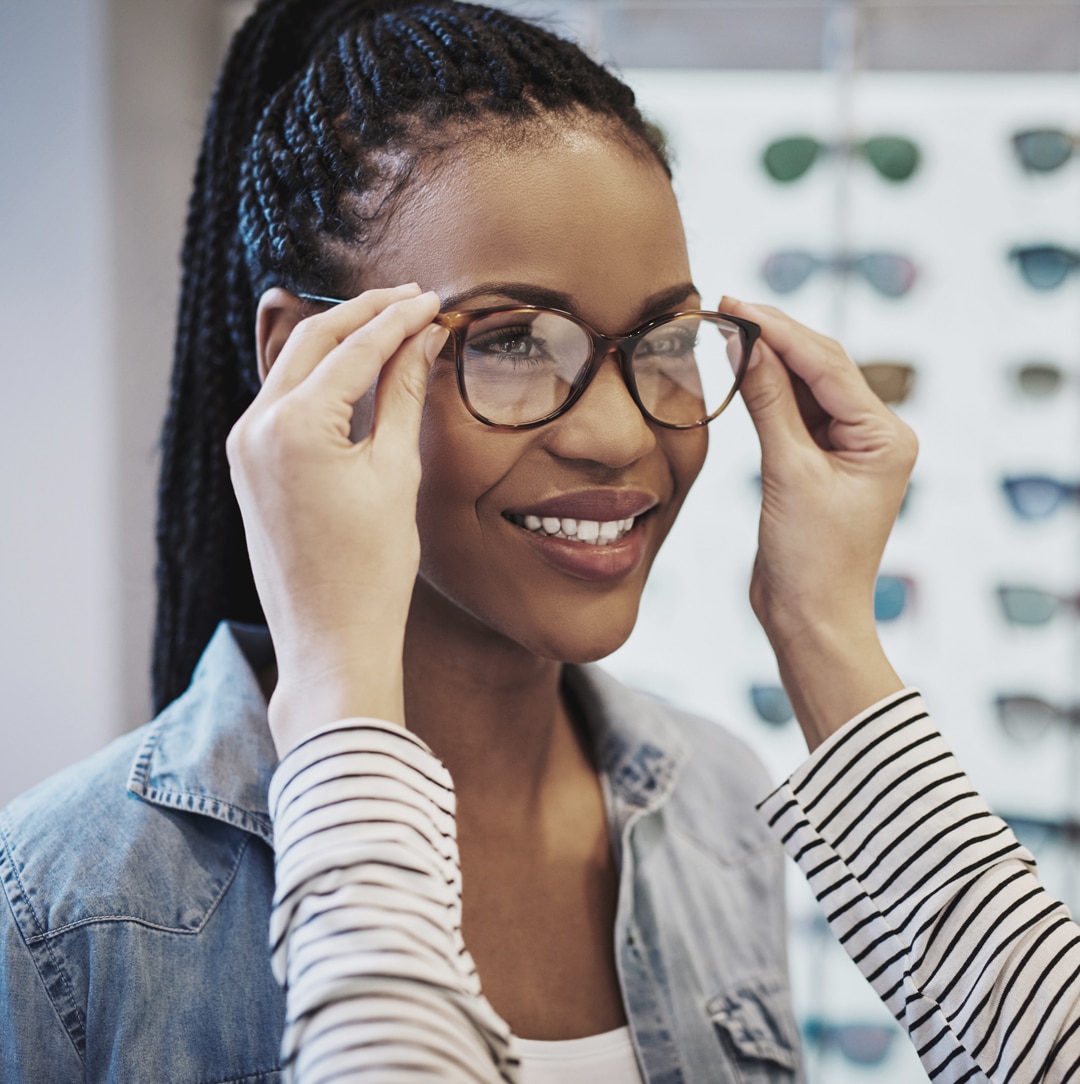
[269,721,516,1083]
[229,285,515,1081]
[726,299,1080,1082]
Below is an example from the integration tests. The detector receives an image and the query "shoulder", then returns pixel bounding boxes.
[0,723,253,940]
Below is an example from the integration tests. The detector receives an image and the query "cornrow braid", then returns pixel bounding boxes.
[153,0,671,713]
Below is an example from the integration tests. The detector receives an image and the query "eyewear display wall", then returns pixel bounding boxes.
[604,68,1080,1084]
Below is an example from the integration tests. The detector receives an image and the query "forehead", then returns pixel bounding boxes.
[364,122,692,330]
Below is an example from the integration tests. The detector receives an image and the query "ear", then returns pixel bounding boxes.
[255,287,310,384]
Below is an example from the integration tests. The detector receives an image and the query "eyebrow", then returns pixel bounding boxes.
[438,280,702,326]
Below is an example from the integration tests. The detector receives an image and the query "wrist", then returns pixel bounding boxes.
[765,618,904,752]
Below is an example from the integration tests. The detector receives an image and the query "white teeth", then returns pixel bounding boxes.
[510,513,640,545]
[577,520,600,543]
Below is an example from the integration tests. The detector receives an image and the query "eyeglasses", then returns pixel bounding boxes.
[761,251,917,298]
[1011,360,1071,399]
[1009,244,1080,290]
[749,683,794,726]
[995,694,1080,742]
[763,135,920,183]
[801,1018,897,1066]
[997,811,1080,856]
[875,574,914,622]
[298,295,759,429]
[1011,128,1080,173]
[858,361,916,405]
[997,585,1080,626]
[1001,475,1080,520]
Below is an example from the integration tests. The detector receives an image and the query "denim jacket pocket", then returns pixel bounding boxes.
[707,972,800,1081]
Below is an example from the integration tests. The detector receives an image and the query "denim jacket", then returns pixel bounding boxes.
[0,623,801,1083]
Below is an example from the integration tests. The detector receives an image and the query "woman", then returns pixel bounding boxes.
[0,2,797,1081]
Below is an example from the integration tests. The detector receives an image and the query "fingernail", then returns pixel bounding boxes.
[424,325,450,364]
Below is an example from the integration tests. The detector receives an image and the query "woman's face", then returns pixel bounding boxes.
[363,122,707,663]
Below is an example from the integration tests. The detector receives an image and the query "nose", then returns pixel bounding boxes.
[544,349,656,468]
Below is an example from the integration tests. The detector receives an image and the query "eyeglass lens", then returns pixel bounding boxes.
[997,585,1069,626]
[1010,244,1080,289]
[749,683,794,725]
[1012,129,1077,172]
[1014,361,1065,398]
[995,694,1070,742]
[1002,475,1080,519]
[858,361,916,405]
[457,310,744,427]
[874,574,912,621]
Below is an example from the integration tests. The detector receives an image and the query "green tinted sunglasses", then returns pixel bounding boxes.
[762,134,920,183]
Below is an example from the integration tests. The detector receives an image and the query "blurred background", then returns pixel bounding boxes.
[4,1,1080,1079]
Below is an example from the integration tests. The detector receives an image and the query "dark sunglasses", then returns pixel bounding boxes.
[1001,475,1080,520]
[761,251,917,298]
[762,134,920,183]
[1011,128,1080,173]
[298,294,759,430]
[1009,244,1080,290]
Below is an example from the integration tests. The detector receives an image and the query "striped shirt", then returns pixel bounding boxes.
[270,691,1080,1083]
[759,689,1080,1083]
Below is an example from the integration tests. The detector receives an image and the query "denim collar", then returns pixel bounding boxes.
[128,622,687,843]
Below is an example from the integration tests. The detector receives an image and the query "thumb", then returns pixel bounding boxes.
[371,324,448,455]
[737,336,817,461]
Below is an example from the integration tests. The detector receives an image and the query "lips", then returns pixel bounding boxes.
[502,489,659,582]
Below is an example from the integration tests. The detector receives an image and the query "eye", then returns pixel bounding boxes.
[637,326,698,358]
[466,326,552,364]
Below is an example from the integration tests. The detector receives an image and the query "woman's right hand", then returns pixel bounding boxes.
[226,283,449,755]
[721,298,918,748]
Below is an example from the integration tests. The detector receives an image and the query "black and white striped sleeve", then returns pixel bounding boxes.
[758,689,1080,1083]
[268,719,519,1084]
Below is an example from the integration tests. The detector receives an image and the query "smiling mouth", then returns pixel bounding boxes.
[506,512,644,545]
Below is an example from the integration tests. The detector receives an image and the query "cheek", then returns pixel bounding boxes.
[663,426,708,506]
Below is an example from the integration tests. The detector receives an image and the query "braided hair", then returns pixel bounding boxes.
[153,0,671,713]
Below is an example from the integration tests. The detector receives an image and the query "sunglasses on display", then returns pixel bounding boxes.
[1008,244,1080,290]
[995,694,1080,742]
[749,683,794,726]
[1011,128,1080,173]
[996,585,1080,626]
[997,811,1080,856]
[1010,360,1074,399]
[297,295,759,429]
[1001,475,1080,520]
[801,1018,897,1067]
[760,251,917,297]
[875,574,914,622]
[858,361,917,405]
[762,135,920,183]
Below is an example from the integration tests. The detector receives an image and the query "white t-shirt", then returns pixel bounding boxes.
[516,1026,645,1084]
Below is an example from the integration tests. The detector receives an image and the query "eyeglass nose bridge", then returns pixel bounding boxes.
[560,330,649,421]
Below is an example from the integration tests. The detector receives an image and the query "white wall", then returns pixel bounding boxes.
[0,0,116,805]
[0,0,220,807]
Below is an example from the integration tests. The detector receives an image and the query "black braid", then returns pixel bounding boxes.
[152,0,671,713]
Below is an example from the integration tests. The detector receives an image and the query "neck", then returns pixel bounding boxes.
[402,580,592,830]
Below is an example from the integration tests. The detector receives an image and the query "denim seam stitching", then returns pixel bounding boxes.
[0,825,88,1067]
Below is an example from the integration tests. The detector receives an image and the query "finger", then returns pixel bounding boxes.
[371,325,450,460]
[260,283,424,402]
[301,291,442,406]
[722,296,887,425]
[737,334,821,459]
